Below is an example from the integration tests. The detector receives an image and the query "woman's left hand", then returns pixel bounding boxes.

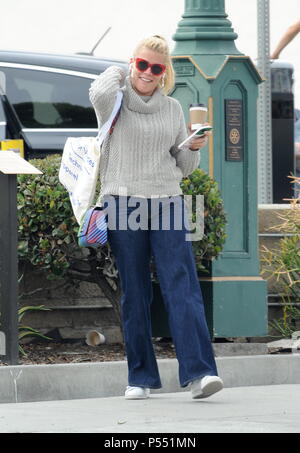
[188,123,212,151]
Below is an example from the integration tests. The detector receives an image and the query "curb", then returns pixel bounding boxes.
[1,354,300,404]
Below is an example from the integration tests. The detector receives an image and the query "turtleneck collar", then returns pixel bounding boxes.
[123,76,164,114]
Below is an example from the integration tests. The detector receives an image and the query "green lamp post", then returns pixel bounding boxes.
[171,0,268,338]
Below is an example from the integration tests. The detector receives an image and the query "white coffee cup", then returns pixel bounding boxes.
[86,330,106,346]
[190,104,208,131]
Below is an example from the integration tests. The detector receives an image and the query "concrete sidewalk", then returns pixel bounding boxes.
[0,385,299,433]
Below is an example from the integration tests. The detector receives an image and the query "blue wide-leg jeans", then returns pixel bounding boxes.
[103,195,218,389]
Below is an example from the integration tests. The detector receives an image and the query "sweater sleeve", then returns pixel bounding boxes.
[89,66,126,128]
[170,104,201,177]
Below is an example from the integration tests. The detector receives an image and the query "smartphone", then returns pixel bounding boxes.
[178,125,213,149]
[195,126,213,136]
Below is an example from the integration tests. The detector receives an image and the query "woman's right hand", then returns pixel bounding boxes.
[187,122,212,151]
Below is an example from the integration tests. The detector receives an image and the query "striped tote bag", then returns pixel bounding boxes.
[77,207,107,248]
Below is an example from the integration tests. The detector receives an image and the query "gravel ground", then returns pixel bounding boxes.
[0,339,177,366]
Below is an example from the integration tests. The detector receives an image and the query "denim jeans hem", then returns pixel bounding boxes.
[181,372,218,388]
[128,383,162,389]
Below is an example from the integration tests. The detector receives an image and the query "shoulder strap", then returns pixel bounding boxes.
[96,90,123,145]
[109,107,121,135]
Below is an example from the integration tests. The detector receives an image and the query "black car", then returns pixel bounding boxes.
[0,50,127,159]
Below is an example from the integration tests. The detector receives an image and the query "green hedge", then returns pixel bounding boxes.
[17,155,227,277]
[18,155,78,278]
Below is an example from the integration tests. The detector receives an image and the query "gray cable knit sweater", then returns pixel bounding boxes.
[89,66,200,203]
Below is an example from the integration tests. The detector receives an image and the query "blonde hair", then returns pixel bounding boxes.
[133,35,175,95]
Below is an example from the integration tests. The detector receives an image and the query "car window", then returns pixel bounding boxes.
[1,67,97,129]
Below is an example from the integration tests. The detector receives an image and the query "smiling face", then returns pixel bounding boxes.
[130,47,166,96]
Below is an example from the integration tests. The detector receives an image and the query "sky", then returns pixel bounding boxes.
[0,0,299,103]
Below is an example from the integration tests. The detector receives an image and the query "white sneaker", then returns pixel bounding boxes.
[125,386,150,400]
[191,375,224,399]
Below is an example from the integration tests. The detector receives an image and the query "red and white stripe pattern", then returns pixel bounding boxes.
[86,210,107,245]
[78,208,107,248]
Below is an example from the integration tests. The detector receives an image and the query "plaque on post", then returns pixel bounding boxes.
[0,151,42,365]
[225,99,244,162]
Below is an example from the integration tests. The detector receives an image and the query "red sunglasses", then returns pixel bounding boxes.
[131,58,166,76]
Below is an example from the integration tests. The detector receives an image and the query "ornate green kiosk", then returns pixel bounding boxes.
[152,0,267,339]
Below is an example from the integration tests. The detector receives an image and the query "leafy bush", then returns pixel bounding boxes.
[18,156,226,275]
[18,155,78,278]
[180,168,227,273]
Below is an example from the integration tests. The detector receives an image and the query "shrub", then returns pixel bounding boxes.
[18,155,78,278]
[180,168,227,273]
[261,187,300,337]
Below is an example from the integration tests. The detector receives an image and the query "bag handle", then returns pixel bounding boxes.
[96,90,123,146]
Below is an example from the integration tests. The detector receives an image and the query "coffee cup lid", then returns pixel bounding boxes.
[189,103,206,108]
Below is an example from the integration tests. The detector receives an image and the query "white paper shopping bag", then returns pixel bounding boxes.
[59,90,123,224]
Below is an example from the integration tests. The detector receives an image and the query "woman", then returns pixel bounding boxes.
[89,35,223,400]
